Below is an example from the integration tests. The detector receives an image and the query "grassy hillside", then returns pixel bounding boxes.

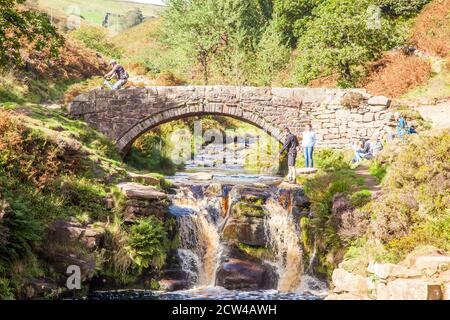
[363,0,450,99]
[38,0,164,26]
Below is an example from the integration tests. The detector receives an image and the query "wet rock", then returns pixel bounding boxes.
[189,172,214,181]
[229,186,271,203]
[204,183,223,197]
[222,217,266,247]
[40,247,97,282]
[123,199,168,222]
[159,279,190,292]
[25,278,65,300]
[331,268,370,295]
[117,182,167,200]
[232,202,265,218]
[216,248,277,290]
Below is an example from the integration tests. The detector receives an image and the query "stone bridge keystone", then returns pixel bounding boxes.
[68,86,392,155]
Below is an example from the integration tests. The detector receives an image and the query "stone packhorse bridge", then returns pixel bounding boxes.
[68,86,393,155]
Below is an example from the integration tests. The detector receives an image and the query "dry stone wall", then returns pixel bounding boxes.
[68,86,393,154]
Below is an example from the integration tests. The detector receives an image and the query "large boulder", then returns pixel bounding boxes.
[331,268,370,296]
[216,248,277,290]
[47,218,105,250]
[412,255,450,275]
[117,182,167,200]
[367,263,421,280]
[381,279,443,300]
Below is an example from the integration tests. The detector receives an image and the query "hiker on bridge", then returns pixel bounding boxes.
[279,127,299,184]
[104,59,129,90]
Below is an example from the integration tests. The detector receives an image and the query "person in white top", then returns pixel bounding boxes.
[302,124,316,168]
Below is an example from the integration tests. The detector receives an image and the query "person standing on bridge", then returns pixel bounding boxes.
[302,123,316,169]
[104,59,129,90]
[279,127,299,184]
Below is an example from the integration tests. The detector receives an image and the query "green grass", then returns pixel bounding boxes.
[39,0,164,26]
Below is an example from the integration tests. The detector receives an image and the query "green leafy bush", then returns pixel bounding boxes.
[0,278,14,300]
[0,210,41,263]
[369,160,387,183]
[295,0,407,87]
[350,190,372,207]
[70,26,122,59]
[377,0,431,16]
[296,148,351,171]
[363,130,450,261]
[127,217,169,270]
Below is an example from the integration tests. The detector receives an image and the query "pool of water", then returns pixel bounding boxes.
[89,287,325,300]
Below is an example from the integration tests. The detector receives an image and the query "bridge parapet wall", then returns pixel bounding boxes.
[69,86,392,154]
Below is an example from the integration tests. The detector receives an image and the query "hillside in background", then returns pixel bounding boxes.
[38,0,164,27]
[363,0,450,99]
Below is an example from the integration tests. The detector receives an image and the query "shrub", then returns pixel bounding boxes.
[297,149,351,171]
[70,26,122,59]
[59,177,110,220]
[410,0,450,58]
[0,278,14,300]
[377,0,431,16]
[0,209,41,263]
[364,130,450,260]
[369,161,387,183]
[127,217,169,270]
[363,51,432,98]
[350,190,372,207]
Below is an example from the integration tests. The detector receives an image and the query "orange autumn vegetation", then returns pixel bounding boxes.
[0,111,81,189]
[363,51,432,98]
[19,37,108,81]
[411,0,450,58]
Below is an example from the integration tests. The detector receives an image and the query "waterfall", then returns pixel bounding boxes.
[170,187,223,287]
[264,199,303,292]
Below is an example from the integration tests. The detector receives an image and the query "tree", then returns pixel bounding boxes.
[295,0,406,87]
[254,18,290,86]
[0,0,63,69]
[123,8,145,29]
[162,0,272,84]
[272,0,324,47]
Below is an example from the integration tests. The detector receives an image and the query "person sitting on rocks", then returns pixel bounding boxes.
[352,138,371,163]
[103,59,129,90]
[370,137,383,157]
[395,112,408,137]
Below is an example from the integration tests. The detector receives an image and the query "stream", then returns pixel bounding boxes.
[91,133,328,300]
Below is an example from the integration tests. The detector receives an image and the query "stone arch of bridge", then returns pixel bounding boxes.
[116,103,285,155]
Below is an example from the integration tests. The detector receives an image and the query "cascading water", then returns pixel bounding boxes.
[264,199,304,292]
[169,186,223,287]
